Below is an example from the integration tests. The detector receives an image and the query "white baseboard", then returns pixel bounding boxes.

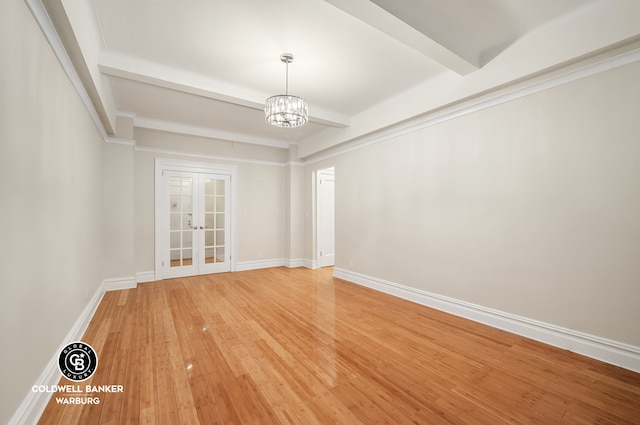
[236,258,285,271]
[8,280,107,425]
[284,258,305,268]
[135,271,156,283]
[103,276,137,291]
[236,258,315,271]
[303,258,317,269]
[333,268,640,373]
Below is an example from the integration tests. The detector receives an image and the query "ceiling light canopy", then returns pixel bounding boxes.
[265,53,308,128]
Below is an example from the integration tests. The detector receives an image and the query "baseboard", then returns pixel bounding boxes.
[135,271,156,283]
[140,260,310,278]
[333,268,640,373]
[284,258,305,268]
[103,276,137,291]
[236,258,315,271]
[303,258,317,269]
[236,258,285,271]
[8,280,107,425]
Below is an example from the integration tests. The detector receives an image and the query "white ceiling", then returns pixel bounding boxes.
[43,0,640,159]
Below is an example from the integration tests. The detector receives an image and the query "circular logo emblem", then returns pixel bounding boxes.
[58,342,98,382]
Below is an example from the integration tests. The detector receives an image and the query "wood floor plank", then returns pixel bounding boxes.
[38,267,640,424]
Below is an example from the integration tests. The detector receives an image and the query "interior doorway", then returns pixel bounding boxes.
[316,167,335,268]
[155,158,237,280]
[162,171,230,278]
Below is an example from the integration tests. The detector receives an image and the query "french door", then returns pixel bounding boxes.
[162,171,231,278]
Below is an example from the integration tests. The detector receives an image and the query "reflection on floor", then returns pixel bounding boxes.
[37,267,640,424]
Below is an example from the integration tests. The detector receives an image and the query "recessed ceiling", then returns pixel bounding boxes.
[42,0,640,159]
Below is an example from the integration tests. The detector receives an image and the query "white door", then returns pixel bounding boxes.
[163,171,231,278]
[199,174,231,274]
[317,168,335,268]
[165,172,198,278]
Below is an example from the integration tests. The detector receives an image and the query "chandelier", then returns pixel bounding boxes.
[265,53,308,128]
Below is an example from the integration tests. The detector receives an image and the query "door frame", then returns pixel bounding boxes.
[155,158,238,280]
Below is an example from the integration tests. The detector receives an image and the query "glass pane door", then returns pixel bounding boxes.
[164,172,198,278]
[200,174,230,274]
[163,171,230,278]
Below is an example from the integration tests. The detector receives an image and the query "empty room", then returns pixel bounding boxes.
[2,0,640,424]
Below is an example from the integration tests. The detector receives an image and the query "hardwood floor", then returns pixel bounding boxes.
[38,267,640,424]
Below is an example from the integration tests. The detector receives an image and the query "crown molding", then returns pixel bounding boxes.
[105,137,135,146]
[24,0,110,142]
[134,145,289,167]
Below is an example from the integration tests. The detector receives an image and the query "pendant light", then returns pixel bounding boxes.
[265,53,308,128]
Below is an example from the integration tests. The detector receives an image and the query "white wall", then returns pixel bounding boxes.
[103,142,135,279]
[325,60,640,346]
[284,163,306,262]
[133,148,156,273]
[0,1,104,423]
[237,161,286,262]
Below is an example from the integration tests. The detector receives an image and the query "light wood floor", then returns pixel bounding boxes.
[38,267,640,424]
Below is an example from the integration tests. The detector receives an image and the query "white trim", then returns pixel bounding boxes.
[136,145,288,167]
[7,281,107,425]
[135,271,156,283]
[235,258,316,271]
[24,0,109,142]
[305,46,640,165]
[155,157,239,175]
[105,137,136,146]
[236,258,285,271]
[103,276,137,291]
[235,258,320,271]
[303,259,318,270]
[284,258,306,268]
[333,268,640,373]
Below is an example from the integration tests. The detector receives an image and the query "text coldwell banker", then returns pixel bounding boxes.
[32,385,124,393]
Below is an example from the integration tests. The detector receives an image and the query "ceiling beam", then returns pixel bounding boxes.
[34,0,117,135]
[323,0,480,75]
[99,52,350,128]
[134,117,292,149]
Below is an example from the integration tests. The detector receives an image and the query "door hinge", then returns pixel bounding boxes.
[320,251,323,256]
